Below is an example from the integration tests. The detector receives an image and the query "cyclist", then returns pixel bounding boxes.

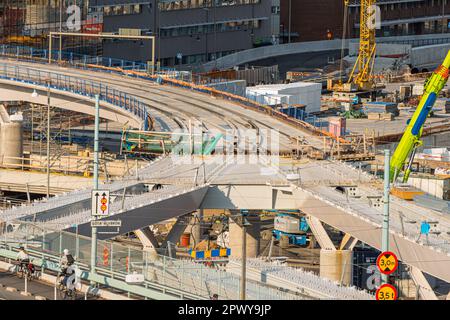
[16,246,34,278]
[16,246,30,270]
[59,249,75,287]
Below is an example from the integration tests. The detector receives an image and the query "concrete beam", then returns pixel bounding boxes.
[339,233,358,251]
[306,215,335,251]
[409,266,439,300]
[134,227,159,253]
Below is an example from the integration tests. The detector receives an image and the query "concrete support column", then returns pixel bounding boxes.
[319,249,353,286]
[229,215,260,258]
[0,115,24,167]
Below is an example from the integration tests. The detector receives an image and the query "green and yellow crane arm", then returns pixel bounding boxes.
[390,50,450,183]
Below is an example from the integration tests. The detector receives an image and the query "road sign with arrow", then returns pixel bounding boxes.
[92,189,110,217]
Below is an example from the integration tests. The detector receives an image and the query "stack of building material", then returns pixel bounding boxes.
[278,104,306,119]
[362,102,399,116]
[204,79,246,97]
[367,113,394,121]
[246,82,321,113]
[328,117,346,137]
[413,84,424,96]
[435,99,450,113]
[435,167,450,177]
[399,85,412,100]
[409,174,450,200]
[416,148,450,162]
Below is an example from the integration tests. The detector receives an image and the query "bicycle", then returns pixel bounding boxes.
[15,260,35,281]
[57,272,78,300]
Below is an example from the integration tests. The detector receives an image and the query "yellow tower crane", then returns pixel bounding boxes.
[334,0,377,93]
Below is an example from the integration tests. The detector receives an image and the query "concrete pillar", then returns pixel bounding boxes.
[229,215,260,258]
[319,249,353,286]
[0,115,23,167]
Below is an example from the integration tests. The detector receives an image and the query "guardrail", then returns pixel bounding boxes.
[0,62,150,130]
[0,242,203,300]
[0,221,301,300]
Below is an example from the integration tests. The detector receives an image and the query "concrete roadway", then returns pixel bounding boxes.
[1,58,327,153]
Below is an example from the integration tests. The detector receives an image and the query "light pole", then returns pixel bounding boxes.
[382,149,391,284]
[90,94,100,279]
[46,83,51,198]
[239,209,250,300]
[288,0,292,43]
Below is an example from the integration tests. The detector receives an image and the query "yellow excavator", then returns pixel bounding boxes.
[332,0,378,93]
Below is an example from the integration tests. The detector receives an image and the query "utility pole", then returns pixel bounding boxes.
[91,94,100,278]
[46,83,51,198]
[59,0,63,61]
[240,215,247,300]
[239,209,249,300]
[382,149,391,284]
[288,0,292,43]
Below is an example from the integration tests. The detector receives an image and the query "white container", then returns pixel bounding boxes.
[246,82,321,113]
[274,215,301,234]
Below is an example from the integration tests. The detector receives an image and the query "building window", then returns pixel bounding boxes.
[160,19,262,38]
[160,0,261,12]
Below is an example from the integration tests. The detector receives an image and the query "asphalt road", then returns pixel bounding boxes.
[0,269,55,300]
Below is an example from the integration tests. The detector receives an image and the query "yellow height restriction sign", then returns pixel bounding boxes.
[376,251,398,275]
[376,284,397,300]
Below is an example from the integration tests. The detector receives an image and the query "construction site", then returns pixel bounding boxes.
[0,0,449,302]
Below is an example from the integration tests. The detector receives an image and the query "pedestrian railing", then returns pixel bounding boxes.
[0,62,150,130]
[0,221,308,300]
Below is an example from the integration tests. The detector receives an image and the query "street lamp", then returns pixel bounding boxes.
[46,84,51,199]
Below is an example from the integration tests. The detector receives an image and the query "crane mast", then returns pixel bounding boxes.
[333,0,377,93]
[347,0,377,91]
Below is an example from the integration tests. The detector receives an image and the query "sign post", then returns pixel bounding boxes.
[382,149,391,284]
[90,94,100,279]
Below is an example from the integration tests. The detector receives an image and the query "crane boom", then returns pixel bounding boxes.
[390,50,450,182]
